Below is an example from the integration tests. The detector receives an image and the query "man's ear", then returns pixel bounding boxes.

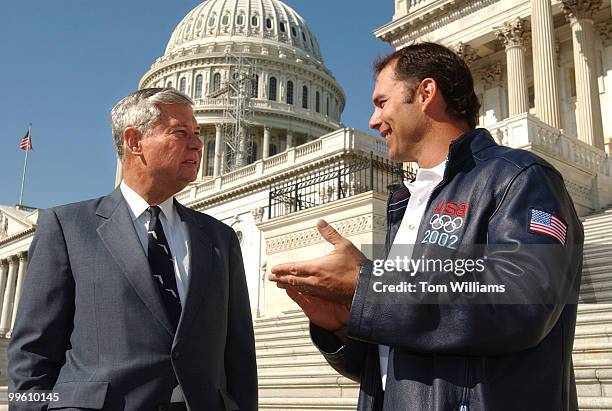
[124,127,143,155]
[417,78,438,112]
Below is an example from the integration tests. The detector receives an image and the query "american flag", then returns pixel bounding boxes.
[529,209,567,245]
[19,129,32,151]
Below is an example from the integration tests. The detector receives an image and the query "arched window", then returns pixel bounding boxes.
[166,81,173,88]
[291,26,297,37]
[266,18,272,29]
[247,141,258,164]
[251,15,258,26]
[252,74,259,98]
[213,73,221,91]
[194,74,203,99]
[208,15,216,26]
[286,81,294,105]
[179,77,187,93]
[206,141,215,176]
[302,85,308,109]
[315,91,320,113]
[221,14,229,25]
[236,14,244,25]
[326,97,330,116]
[269,77,277,101]
[279,22,286,32]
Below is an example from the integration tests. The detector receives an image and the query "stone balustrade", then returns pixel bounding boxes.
[176,128,387,204]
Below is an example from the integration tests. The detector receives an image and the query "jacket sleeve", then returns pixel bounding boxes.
[224,231,258,411]
[7,209,75,411]
[310,323,367,382]
[347,164,584,356]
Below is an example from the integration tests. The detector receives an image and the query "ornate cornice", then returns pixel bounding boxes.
[265,214,387,254]
[376,0,499,47]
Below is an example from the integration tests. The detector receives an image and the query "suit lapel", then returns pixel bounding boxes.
[96,188,175,338]
[174,202,222,346]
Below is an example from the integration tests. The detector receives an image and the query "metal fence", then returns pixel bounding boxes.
[268,153,414,219]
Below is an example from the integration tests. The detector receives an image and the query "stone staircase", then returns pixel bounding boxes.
[257,208,612,410]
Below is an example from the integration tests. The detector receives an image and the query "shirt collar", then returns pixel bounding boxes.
[119,181,177,226]
[405,159,447,195]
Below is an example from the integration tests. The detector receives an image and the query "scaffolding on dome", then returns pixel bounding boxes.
[208,52,258,172]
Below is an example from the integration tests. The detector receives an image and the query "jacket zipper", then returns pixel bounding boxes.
[459,358,470,411]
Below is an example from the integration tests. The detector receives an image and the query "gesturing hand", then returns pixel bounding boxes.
[269,219,364,303]
[283,286,350,334]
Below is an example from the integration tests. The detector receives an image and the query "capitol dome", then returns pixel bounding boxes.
[140,0,345,178]
[165,0,324,63]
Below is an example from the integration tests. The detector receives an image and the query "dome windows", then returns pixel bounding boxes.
[315,91,320,113]
[222,14,230,26]
[269,77,277,101]
[265,18,273,29]
[179,77,187,93]
[286,81,294,105]
[251,15,259,26]
[302,86,308,109]
[166,81,173,89]
[195,74,203,99]
[279,22,286,33]
[212,73,221,92]
[208,15,216,27]
[252,75,259,98]
[291,26,297,37]
[236,14,244,26]
[301,31,306,42]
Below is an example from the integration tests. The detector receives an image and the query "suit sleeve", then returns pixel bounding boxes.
[347,164,584,355]
[8,209,75,411]
[224,231,258,410]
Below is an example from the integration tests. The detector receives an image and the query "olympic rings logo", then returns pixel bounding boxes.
[429,214,463,233]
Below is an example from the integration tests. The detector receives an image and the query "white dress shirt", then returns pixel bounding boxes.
[379,160,447,390]
[120,181,189,402]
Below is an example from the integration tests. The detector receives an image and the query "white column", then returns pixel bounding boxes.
[213,124,223,177]
[531,0,562,128]
[10,253,27,332]
[496,18,530,116]
[197,135,206,180]
[0,260,8,318]
[263,127,271,159]
[236,126,247,167]
[562,0,605,149]
[114,157,123,188]
[0,256,18,334]
[286,130,294,149]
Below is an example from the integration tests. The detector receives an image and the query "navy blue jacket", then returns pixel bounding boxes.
[312,128,584,411]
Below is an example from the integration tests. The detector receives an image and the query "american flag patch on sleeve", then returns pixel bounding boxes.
[529,209,567,244]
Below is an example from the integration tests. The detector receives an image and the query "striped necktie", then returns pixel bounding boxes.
[147,206,182,330]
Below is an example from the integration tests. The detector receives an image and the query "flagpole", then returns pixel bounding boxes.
[18,124,31,207]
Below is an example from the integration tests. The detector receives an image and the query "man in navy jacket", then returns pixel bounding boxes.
[269,43,583,410]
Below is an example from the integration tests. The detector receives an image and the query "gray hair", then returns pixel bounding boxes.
[110,88,194,159]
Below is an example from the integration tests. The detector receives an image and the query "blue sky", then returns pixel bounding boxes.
[0,0,394,208]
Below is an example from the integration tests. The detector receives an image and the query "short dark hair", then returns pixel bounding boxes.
[374,42,480,129]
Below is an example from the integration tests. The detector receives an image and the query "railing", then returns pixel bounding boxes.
[268,153,413,219]
[487,113,611,177]
[175,128,388,204]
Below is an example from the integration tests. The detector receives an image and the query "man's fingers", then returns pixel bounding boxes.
[317,219,344,246]
[270,261,316,277]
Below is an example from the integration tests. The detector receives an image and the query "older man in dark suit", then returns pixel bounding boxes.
[8,88,257,411]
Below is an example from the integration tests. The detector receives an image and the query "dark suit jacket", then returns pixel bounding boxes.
[8,188,258,411]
